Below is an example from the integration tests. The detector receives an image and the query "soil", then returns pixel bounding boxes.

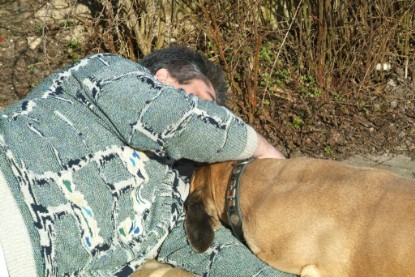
[1,0,414,178]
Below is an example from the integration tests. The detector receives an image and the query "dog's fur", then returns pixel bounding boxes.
[131,259,194,277]
[184,157,415,277]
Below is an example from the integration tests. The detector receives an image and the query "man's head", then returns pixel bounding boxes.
[139,45,227,105]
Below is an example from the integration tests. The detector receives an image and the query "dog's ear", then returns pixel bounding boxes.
[184,190,215,253]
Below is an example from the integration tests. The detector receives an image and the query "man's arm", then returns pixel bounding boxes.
[158,216,295,277]
[254,132,286,159]
[72,54,283,163]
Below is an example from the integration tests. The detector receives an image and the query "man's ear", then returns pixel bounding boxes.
[184,190,215,253]
[154,68,170,84]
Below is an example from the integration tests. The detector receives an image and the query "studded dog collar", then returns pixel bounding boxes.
[225,158,253,242]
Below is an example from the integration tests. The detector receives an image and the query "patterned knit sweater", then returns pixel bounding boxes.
[0,54,258,276]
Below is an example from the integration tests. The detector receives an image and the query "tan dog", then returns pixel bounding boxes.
[184,157,415,277]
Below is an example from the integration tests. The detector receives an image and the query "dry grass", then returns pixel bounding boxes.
[82,1,414,82]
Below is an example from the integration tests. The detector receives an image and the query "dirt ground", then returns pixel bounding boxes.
[1,0,414,178]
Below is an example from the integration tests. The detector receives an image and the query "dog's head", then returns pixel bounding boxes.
[184,165,222,253]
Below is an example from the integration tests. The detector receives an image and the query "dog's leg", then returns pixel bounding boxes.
[301,264,320,277]
[131,259,194,277]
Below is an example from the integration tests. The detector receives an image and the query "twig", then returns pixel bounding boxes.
[262,0,304,106]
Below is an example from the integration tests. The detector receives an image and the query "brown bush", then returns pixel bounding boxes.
[78,0,414,157]
[3,0,413,157]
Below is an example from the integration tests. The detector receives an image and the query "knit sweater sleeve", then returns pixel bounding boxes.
[70,54,257,163]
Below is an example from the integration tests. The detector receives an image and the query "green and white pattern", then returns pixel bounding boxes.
[0,53,291,277]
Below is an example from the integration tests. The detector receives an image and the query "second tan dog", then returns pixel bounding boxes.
[184,157,415,277]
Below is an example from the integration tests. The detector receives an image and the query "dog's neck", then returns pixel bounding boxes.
[207,161,237,224]
[190,161,252,226]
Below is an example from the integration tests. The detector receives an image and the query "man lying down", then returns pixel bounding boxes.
[0,45,291,276]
